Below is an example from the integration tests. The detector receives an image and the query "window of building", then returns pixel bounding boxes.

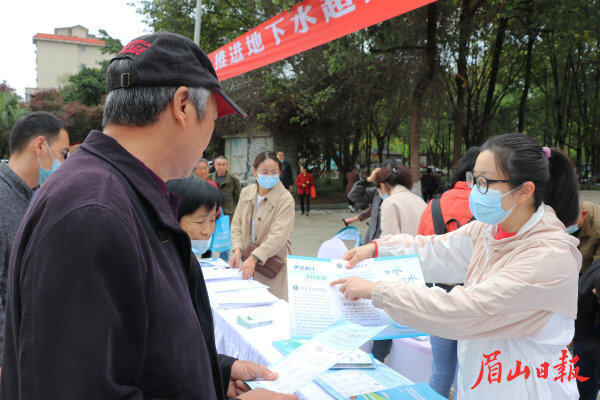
[80,63,85,71]
[80,45,86,53]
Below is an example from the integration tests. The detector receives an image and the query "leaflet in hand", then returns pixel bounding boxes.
[246,320,386,394]
[287,255,426,339]
[272,339,375,369]
[315,362,412,400]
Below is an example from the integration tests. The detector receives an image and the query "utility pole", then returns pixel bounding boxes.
[193,0,203,45]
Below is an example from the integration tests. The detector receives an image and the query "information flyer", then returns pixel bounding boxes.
[287,255,426,339]
[246,320,386,394]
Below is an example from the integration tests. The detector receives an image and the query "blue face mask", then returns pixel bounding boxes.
[468,186,520,226]
[257,174,280,189]
[379,189,389,200]
[191,237,212,256]
[566,224,579,235]
[37,141,62,185]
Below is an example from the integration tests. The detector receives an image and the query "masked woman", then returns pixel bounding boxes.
[332,133,581,399]
[230,151,295,300]
[167,175,223,258]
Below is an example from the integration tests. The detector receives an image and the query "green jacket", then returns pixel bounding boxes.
[209,172,242,216]
[578,201,600,275]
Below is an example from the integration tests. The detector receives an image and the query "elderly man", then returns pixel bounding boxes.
[0,112,69,374]
[209,155,241,216]
[276,150,294,191]
[1,33,295,400]
[573,200,600,274]
[195,157,218,188]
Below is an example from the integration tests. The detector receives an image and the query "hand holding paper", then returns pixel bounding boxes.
[330,277,376,301]
[247,320,386,394]
[343,243,376,269]
[288,256,426,340]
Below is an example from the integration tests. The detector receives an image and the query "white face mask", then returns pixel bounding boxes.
[191,237,212,256]
[37,140,62,185]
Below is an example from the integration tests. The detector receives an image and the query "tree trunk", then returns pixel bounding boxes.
[481,16,509,141]
[454,0,469,166]
[365,127,372,173]
[454,0,486,165]
[409,3,438,179]
[518,29,537,133]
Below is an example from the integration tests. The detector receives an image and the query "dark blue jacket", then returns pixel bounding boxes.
[1,130,235,399]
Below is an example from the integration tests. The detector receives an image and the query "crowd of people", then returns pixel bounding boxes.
[0,31,599,400]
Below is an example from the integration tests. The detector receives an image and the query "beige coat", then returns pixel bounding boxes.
[231,181,295,300]
[372,204,582,398]
[380,185,427,236]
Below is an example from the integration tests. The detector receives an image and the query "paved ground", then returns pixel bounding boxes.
[581,190,600,204]
[290,208,367,257]
[291,190,600,256]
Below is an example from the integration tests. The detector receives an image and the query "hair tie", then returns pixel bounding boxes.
[392,167,398,174]
[542,147,551,159]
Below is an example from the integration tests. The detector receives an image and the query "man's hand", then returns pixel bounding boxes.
[239,255,257,280]
[227,360,278,398]
[330,277,376,301]
[230,248,242,269]
[343,243,376,268]
[237,388,298,400]
[367,168,381,183]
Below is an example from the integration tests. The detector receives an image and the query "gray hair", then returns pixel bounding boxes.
[197,157,209,166]
[214,155,227,162]
[102,58,210,128]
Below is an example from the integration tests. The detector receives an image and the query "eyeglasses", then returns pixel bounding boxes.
[466,171,511,194]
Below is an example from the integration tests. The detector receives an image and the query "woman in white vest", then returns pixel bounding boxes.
[332,133,581,399]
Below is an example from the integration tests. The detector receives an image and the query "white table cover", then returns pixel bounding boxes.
[210,287,418,399]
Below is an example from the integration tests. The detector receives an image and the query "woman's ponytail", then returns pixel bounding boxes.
[544,148,579,226]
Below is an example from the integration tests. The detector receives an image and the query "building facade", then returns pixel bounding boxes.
[222,126,298,186]
[25,25,111,102]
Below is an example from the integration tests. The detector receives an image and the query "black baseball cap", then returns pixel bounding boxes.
[106,32,246,119]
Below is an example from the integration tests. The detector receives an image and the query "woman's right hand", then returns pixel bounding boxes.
[343,243,376,269]
[230,248,242,269]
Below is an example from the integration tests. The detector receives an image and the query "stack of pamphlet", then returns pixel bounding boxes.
[237,311,274,329]
[211,288,278,309]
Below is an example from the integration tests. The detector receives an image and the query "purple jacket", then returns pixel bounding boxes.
[1,131,235,399]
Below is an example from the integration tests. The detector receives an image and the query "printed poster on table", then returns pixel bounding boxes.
[287,255,427,340]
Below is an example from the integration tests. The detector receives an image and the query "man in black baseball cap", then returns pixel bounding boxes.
[1,32,296,400]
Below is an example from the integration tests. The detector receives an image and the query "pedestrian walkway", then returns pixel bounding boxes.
[291,190,600,257]
[290,209,367,257]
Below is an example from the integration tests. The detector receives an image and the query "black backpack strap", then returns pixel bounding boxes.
[445,218,461,230]
[431,197,447,235]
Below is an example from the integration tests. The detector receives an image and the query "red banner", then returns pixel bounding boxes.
[208,0,437,81]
